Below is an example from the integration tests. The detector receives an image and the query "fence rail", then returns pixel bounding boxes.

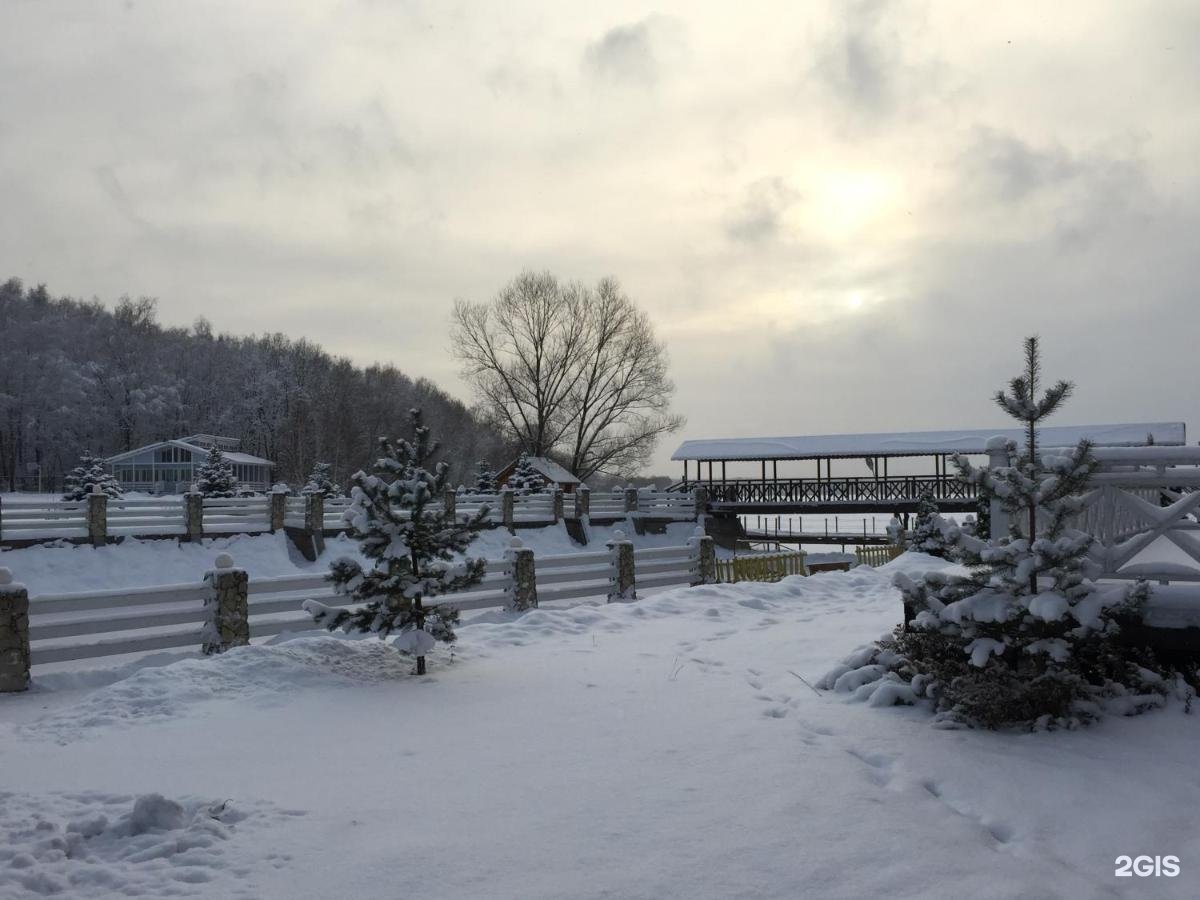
[715,552,807,584]
[853,544,906,568]
[10,531,717,672]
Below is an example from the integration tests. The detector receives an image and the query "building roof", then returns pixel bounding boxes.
[500,455,582,485]
[105,438,274,467]
[670,422,1186,462]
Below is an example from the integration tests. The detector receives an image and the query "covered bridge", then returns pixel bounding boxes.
[672,422,1185,515]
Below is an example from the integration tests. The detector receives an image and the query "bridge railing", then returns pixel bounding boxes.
[703,474,976,506]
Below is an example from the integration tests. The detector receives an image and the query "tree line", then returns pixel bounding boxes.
[0,278,508,492]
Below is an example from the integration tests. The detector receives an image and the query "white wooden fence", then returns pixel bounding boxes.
[0,487,705,546]
[983,444,1200,585]
[21,536,710,669]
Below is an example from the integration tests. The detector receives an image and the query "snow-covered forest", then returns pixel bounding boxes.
[0,279,508,491]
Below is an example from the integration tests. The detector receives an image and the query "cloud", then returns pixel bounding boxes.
[811,0,898,115]
[723,178,801,246]
[583,16,683,86]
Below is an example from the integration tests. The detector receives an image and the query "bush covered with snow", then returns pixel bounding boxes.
[824,338,1187,729]
[904,492,953,558]
[194,447,239,497]
[62,452,122,501]
[303,409,490,675]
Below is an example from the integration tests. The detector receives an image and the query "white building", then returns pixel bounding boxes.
[105,434,274,494]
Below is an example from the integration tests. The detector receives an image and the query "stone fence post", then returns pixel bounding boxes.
[505,537,538,611]
[574,485,590,519]
[552,489,564,523]
[0,568,30,693]
[444,488,457,520]
[986,437,1011,541]
[304,493,324,534]
[606,529,636,602]
[624,487,639,514]
[269,485,289,533]
[501,488,515,532]
[202,553,249,655]
[185,492,204,542]
[688,527,716,586]
[87,490,107,547]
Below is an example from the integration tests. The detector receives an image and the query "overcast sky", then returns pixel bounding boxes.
[4,1,1198,474]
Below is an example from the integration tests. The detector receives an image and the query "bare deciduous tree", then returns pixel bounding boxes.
[452,271,683,480]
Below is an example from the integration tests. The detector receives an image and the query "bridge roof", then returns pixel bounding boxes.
[671,422,1186,461]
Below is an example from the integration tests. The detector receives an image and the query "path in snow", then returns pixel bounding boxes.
[3,563,1198,898]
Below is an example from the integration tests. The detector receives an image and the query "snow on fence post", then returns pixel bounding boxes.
[184,491,204,542]
[692,486,708,519]
[505,537,538,611]
[986,437,1010,541]
[623,487,639,514]
[444,488,457,520]
[86,488,107,546]
[574,485,590,519]
[0,568,30,693]
[269,485,289,533]
[606,529,636,602]
[552,489,564,523]
[304,492,324,534]
[501,488,515,532]
[202,553,249,655]
[688,526,716,586]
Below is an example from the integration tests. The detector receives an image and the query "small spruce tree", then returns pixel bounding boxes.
[62,452,123,500]
[474,459,498,493]
[506,453,547,495]
[302,462,340,498]
[905,491,952,558]
[822,337,1171,728]
[194,446,240,497]
[303,409,490,675]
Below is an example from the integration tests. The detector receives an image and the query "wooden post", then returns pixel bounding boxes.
[444,488,457,520]
[501,488,514,532]
[269,486,288,533]
[506,538,538,611]
[574,485,590,519]
[304,492,324,534]
[0,568,30,693]
[202,553,249,655]
[185,492,204,542]
[86,490,107,547]
[552,489,564,523]
[692,485,707,518]
[987,438,1010,540]
[606,530,636,602]
[688,527,716,585]
[624,487,639,514]
[0,495,4,543]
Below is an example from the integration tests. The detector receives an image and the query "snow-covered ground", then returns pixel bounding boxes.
[3,553,1197,898]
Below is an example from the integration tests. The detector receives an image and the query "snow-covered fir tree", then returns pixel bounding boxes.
[822,337,1172,728]
[303,410,490,675]
[506,452,547,495]
[62,452,123,500]
[905,491,952,558]
[474,459,498,493]
[302,462,340,498]
[194,446,239,497]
